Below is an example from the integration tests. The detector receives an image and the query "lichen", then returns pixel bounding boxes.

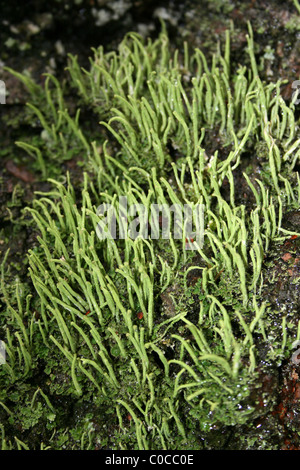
[1,18,300,450]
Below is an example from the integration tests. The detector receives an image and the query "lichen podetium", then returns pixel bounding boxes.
[1,20,300,450]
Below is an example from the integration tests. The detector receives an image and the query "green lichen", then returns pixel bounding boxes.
[1,21,300,450]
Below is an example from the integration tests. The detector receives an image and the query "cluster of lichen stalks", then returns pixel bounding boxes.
[1,22,300,449]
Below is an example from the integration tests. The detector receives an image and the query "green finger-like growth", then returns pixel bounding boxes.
[1,22,300,450]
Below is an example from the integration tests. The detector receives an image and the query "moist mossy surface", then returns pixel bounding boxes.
[1,0,300,450]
